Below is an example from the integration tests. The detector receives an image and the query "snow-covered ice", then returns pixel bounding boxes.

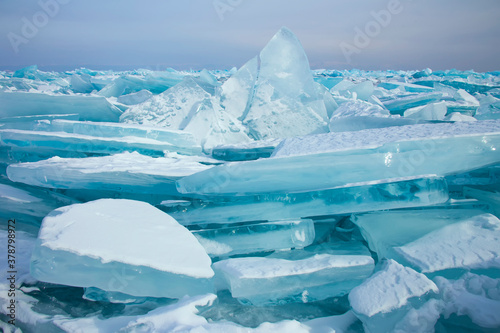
[1,25,500,333]
[31,199,214,298]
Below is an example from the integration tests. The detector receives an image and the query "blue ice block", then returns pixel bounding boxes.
[213,253,374,306]
[379,92,443,115]
[170,176,448,225]
[192,219,315,257]
[0,91,122,122]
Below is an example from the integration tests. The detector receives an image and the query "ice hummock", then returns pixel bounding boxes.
[2,26,500,333]
[31,199,214,298]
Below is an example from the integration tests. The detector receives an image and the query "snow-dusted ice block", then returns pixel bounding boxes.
[434,273,500,330]
[396,213,500,274]
[193,219,314,257]
[0,128,200,157]
[171,176,448,225]
[119,77,211,128]
[352,209,500,275]
[31,199,214,298]
[349,260,440,333]
[0,91,122,122]
[178,120,500,195]
[7,152,215,195]
[214,254,374,305]
[119,77,250,150]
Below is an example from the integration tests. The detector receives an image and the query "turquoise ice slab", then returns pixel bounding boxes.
[30,199,214,298]
[7,152,216,195]
[44,119,200,149]
[192,219,315,257]
[379,92,443,115]
[0,182,77,228]
[0,128,201,157]
[0,91,122,122]
[210,139,281,161]
[349,259,440,333]
[352,209,500,275]
[463,187,500,217]
[177,120,500,196]
[170,176,448,225]
[213,253,374,306]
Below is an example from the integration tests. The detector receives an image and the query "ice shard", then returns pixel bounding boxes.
[0,91,122,122]
[220,56,259,120]
[379,92,443,115]
[177,120,500,196]
[235,27,329,139]
[7,152,215,195]
[213,253,374,305]
[192,219,315,257]
[210,139,281,161]
[352,209,500,275]
[116,89,153,105]
[349,259,440,333]
[403,101,447,120]
[31,199,214,298]
[182,97,251,151]
[38,119,201,152]
[445,89,480,116]
[169,176,448,225]
[378,81,436,93]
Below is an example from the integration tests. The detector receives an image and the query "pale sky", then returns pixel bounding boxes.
[0,0,499,72]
